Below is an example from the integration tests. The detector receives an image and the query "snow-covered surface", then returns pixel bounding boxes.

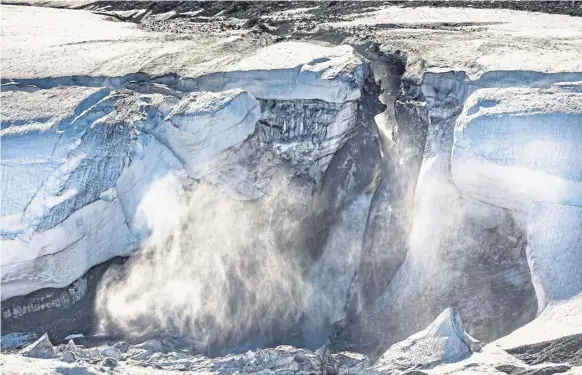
[179,42,366,103]
[452,88,582,211]
[1,6,365,103]
[424,342,579,375]
[2,3,582,373]
[1,5,183,79]
[0,343,366,375]
[6,4,582,96]
[329,6,582,78]
[0,86,107,127]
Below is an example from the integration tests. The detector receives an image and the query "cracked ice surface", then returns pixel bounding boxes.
[1,86,110,235]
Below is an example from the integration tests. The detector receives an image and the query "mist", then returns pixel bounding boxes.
[95,169,366,354]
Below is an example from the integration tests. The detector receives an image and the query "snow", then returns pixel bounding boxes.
[0,86,108,128]
[0,86,109,233]
[0,83,361,299]
[452,88,582,212]
[0,336,369,375]
[2,198,132,299]
[114,134,187,248]
[1,6,366,103]
[329,6,582,78]
[2,4,582,370]
[527,203,582,311]
[0,89,187,298]
[193,42,366,103]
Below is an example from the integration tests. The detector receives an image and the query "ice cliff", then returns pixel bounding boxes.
[1,41,369,302]
[453,88,582,211]
[1,3,582,371]
[332,69,582,356]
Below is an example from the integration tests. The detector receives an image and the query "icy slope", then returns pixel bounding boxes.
[1,86,109,235]
[3,2,582,366]
[139,89,260,179]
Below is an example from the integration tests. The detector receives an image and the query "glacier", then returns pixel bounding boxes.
[1,40,370,300]
[332,67,582,357]
[1,2,582,374]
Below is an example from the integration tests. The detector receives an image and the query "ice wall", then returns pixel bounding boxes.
[452,88,582,211]
[0,43,370,316]
[496,202,582,349]
[333,71,582,356]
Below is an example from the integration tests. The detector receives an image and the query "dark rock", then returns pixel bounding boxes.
[1,257,127,341]
[83,1,582,21]
[243,16,259,29]
[2,278,88,321]
[507,333,582,367]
